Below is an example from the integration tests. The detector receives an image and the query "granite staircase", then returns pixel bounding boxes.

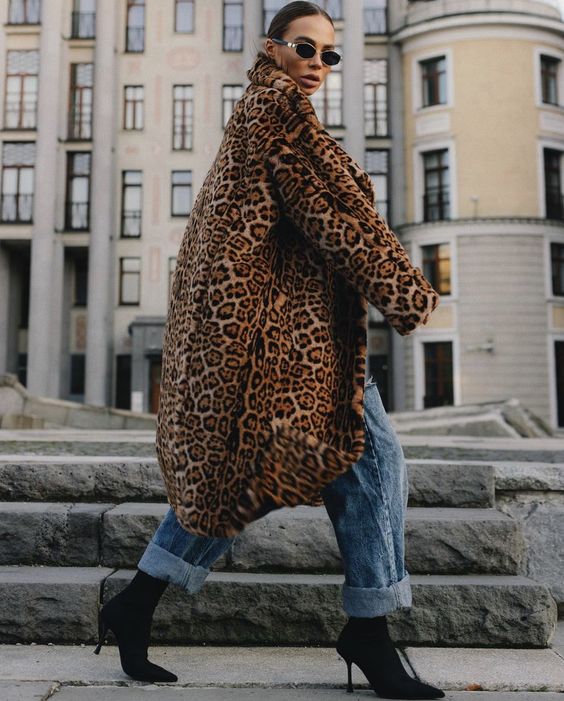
[0,430,558,649]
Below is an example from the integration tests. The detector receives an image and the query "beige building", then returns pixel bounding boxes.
[0,0,563,426]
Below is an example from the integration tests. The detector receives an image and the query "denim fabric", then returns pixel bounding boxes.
[138,376,412,616]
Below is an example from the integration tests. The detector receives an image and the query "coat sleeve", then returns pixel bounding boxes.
[254,93,440,336]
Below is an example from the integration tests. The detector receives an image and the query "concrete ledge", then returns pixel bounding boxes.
[0,373,156,430]
[1,643,563,693]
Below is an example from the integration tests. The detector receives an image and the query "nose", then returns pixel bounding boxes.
[309,52,324,69]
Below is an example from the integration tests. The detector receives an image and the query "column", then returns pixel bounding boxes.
[26,0,65,397]
[84,0,119,406]
[342,0,365,164]
[0,244,9,374]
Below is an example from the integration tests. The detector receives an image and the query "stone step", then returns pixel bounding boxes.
[0,566,556,648]
[0,502,524,575]
[2,430,564,463]
[0,456,495,507]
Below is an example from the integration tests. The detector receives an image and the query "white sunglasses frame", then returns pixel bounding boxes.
[270,37,342,66]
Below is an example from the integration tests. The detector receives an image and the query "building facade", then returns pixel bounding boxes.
[0,0,564,426]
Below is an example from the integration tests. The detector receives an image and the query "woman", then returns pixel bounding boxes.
[94,2,444,698]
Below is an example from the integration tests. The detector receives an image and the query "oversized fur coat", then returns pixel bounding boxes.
[155,51,440,537]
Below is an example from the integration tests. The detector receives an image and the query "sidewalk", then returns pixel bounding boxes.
[0,620,563,700]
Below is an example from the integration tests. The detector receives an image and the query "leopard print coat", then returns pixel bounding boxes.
[155,51,440,537]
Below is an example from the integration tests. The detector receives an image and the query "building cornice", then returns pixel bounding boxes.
[391,8,564,44]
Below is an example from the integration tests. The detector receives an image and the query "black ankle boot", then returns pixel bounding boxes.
[94,568,177,683]
[336,615,445,699]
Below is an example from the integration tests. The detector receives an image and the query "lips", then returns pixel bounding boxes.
[300,74,320,87]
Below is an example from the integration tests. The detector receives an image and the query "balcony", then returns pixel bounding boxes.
[71,11,96,39]
[546,186,564,221]
[65,201,89,231]
[223,25,243,51]
[423,189,450,222]
[1,193,33,223]
[121,210,142,237]
[126,27,145,53]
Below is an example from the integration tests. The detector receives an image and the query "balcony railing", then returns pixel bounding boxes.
[65,201,89,231]
[364,7,387,35]
[1,193,33,223]
[121,210,142,237]
[546,185,564,220]
[423,189,450,222]
[126,27,145,53]
[4,104,37,130]
[71,11,96,39]
[223,25,243,51]
[68,110,92,140]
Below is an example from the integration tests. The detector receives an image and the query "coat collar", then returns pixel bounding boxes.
[246,51,319,120]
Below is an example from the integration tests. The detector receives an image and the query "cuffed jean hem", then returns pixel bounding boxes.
[342,571,412,617]
[137,540,210,594]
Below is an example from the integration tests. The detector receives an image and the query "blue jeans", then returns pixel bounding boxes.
[138,377,412,617]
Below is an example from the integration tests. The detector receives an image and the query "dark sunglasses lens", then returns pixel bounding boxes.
[296,43,316,59]
[322,51,340,65]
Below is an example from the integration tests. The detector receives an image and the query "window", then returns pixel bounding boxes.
[363,0,387,35]
[5,51,39,130]
[71,0,96,39]
[310,44,343,127]
[172,85,194,150]
[420,56,446,107]
[222,85,243,128]
[121,171,142,237]
[541,54,560,106]
[421,243,451,295]
[74,254,88,306]
[124,86,144,130]
[168,256,177,300]
[551,242,564,296]
[365,150,389,221]
[8,0,40,24]
[223,0,243,51]
[68,63,93,140]
[171,171,192,216]
[126,0,145,53]
[1,142,35,223]
[119,257,141,305]
[423,149,450,222]
[364,59,388,137]
[175,0,194,32]
[65,152,91,231]
[423,341,453,408]
[544,148,563,221]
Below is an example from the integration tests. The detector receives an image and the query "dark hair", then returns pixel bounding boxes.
[255,1,335,60]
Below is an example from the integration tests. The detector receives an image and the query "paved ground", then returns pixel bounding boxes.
[0,620,563,699]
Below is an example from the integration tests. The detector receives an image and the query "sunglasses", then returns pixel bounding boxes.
[270,37,341,66]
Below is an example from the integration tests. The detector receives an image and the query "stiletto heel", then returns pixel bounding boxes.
[93,610,108,655]
[336,616,445,699]
[345,657,354,693]
[92,570,177,682]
